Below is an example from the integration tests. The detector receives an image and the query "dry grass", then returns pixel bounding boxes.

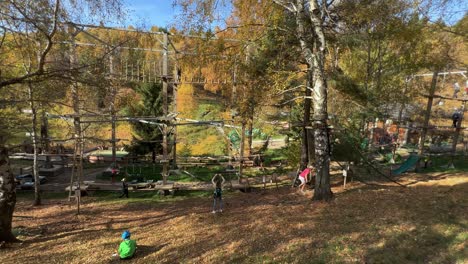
[2,172,467,264]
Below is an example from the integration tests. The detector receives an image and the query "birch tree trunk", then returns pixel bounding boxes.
[41,113,52,169]
[295,0,333,200]
[301,82,312,170]
[28,83,41,206]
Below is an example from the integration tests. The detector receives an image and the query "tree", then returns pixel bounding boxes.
[173,0,467,201]
[0,0,61,243]
[0,0,124,243]
[273,0,333,200]
[126,82,164,163]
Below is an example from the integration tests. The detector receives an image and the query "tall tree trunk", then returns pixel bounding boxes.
[0,135,18,242]
[306,70,315,165]
[301,79,312,170]
[109,54,117,167]
[162,33,169,185]
[303,0,332,200]
[28,83,41,205]
[311,53,332,201]
[41,112,52,169]
[365,36,372,93]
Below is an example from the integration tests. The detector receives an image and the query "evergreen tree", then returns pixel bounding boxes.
[126,82,164,163]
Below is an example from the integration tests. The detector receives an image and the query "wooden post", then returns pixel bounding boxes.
[450,101,466,168]
[368,118,377,149]
[69,28,83,213]
[397,78,410,144]
[75,187,81,214]
[232,58,237,106]
[417,71,438,171]
[403,121,411,145]
[273,173,279,190]
[342,164,348,190]
[137,61,140,81]
[125,60,128,81]
[239,121,246,183]
[162,32,169,185]
[110,54,117,167]
[68,142,77,201]
[172,65,180,169]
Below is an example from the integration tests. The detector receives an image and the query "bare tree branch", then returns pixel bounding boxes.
[0,0,60,88]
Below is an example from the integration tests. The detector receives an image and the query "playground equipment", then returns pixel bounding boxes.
[390,154,419,175]
[364,70,467,170]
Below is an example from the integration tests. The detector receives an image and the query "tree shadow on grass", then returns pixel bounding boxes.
[107,244,168,263]
[6,175,467,263]
[163,179,468,263]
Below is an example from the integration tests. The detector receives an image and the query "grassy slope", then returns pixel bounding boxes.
[2,172,467,264]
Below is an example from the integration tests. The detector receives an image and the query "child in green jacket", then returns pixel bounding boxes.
[118,230,137,259]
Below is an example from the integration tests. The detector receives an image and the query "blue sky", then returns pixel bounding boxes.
[123,0,177,28]
[121,0,467,29]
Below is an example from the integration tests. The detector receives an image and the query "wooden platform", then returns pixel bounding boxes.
[65,180,249,192]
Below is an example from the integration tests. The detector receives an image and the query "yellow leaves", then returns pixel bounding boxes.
[116,123,133,143]
[190,135,224,155]
[177,83,196,117]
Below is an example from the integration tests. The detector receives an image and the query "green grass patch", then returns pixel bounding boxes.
[173,166,224,182]
[97,164,163,182]
[422,156,468,173]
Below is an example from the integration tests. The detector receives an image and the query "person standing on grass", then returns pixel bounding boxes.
[119,178,129,198]
[298,166,314,193]
[211,173,225,213]
[117,230,137,260]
